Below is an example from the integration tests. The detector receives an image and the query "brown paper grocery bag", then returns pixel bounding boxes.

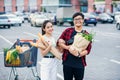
[71,33,90,53]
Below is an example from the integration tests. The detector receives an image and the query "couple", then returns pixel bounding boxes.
[31,12,92,80]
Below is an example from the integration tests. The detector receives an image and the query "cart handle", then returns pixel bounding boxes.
[19,39,38,42]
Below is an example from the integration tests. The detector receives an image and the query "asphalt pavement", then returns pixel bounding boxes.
[0,22,120,80]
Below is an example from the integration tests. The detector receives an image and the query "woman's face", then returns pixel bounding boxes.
[43,22,53,35]
[73,15,84,27]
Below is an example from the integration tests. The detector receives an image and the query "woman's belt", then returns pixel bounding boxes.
[44,56,55,58]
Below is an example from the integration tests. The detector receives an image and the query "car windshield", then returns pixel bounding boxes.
[0,16,8,19]
[36,15,47,19]
[84,13,95,18]
[7,15,16,18]
[100,14,110,18]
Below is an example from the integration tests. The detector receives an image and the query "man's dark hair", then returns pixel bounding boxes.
[72,12,84,19]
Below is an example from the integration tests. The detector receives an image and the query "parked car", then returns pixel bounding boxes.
[5,14,22,26]
[28,13,39,23]
[98,13,113,23]
[107,13,114,20]
[0,15,11,28]
[14,12,25,23]
[44,13,57,25]
[114,12,120,17]
[23,12,30,21]
[31,14,49,27]
[116,15,120,30]
[83,13,97,26]
[114,13,120,22]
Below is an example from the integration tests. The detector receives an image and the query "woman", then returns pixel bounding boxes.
[40,20,58,80]
[31,20,58,80]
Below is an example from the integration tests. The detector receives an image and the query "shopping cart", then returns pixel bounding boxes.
[4,39,41,80]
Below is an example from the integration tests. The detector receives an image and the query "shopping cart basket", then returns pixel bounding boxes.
[4,39,41,80]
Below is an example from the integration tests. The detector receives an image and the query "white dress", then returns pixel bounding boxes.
[40,35,58,80]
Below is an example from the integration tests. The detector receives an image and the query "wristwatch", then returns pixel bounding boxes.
[77,52,81,57]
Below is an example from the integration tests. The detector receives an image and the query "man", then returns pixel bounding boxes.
[57,12,92,80]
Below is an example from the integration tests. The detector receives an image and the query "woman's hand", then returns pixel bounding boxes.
[44,41,52,49]
[30,42,37,47]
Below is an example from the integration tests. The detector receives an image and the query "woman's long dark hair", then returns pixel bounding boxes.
[42,20,52,35]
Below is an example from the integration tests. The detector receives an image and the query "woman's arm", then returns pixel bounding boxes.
[40,42,52,56]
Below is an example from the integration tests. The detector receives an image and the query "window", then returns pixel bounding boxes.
[79,0,88,13]
[80,6,87,13]
[29,0,37,12]
[42,0,59,13]
[16,0,24,12]
[95,0,105,2]
[4,0,12,12]
[59,0,71,4]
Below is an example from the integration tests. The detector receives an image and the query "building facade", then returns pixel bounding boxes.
[0,0,120,13]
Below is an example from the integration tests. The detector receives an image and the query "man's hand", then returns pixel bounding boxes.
[69,46,79,57]
[59,39,65,44]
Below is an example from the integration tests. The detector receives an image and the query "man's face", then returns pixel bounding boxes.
[73,15,84,27]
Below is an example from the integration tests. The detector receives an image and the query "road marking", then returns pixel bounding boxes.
[38,61,64,80]
[110,59,120,64]
[0,35,13,45]
[23,32,38,38]
[96,31,120,39]
[57,73,64,80]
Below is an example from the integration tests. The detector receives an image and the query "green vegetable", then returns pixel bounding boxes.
[6,49,19,64]
[4,48,9,53]
[78,31,95,42]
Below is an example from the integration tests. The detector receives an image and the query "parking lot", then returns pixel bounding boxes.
[0,22,120,80]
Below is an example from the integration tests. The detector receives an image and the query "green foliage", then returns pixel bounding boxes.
[4,48,9,53]
[79,32,95,42]
[6,49,19,64]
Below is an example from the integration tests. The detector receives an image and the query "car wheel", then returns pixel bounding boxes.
[31,23,33,26]
[85,23,88,26]
[35,23,37,27]
[19,24,21,26]
[60,22,63,26]
[22,21,24,23]
[3,26,6,28]
[54,21,57,25]
[116,24,120,30]
[8,26,11,28]
[57,22,63,26]
[94,23,97,26]
[110,21,113,24]
[70,22,74,26]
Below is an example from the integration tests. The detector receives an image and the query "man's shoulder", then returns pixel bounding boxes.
[82,30,89,34]
[65,27,74,32]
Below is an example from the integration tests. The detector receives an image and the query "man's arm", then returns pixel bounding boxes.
[58,39,70,50]
[58,39,79,57]
[77,42,92,57]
